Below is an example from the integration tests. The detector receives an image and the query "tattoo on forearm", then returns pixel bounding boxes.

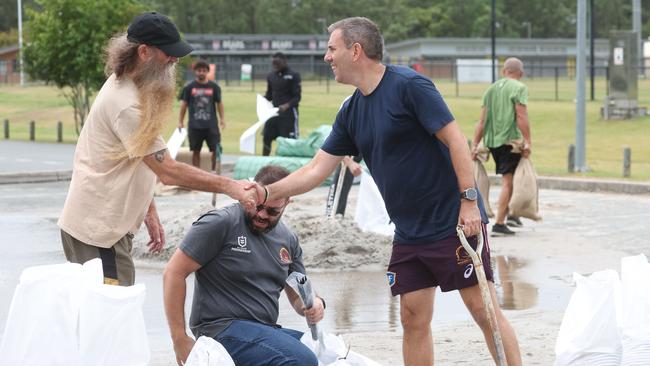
[154,149,166,163]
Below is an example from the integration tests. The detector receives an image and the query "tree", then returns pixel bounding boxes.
[147,0,650,41]
[0,0,18,32]
[23,0,142,134]
[0,29,19,47]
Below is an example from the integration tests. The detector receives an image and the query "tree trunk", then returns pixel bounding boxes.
[63,84,91,136]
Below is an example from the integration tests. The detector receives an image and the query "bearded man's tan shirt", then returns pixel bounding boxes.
[58,74,166,248]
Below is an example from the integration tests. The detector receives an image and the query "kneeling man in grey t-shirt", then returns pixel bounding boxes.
[164,165,324,366]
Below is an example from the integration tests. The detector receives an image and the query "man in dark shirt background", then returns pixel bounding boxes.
[263,52,301,156]
[178,59,226,170]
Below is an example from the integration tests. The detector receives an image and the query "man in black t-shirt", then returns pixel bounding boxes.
[178,59,225,170]
[263,52,301,156]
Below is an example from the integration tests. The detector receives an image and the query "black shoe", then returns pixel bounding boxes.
[492,223,515,236]
[507,216,523,227]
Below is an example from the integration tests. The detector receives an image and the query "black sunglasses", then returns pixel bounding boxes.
[256,204,284,217]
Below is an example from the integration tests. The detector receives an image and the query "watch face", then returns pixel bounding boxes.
[464,188,478,200]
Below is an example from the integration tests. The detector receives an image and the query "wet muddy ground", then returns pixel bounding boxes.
[1,181,649,365]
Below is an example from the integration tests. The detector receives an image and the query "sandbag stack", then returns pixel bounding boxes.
[555,254,650,366]
[0,259,149,366]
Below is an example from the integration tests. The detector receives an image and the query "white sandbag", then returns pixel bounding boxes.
[302,332,345,365]
[0,259,150,366]
[301,332,382,366]
[240,95,279,154]
[184,336,235,366]
[330,352,383,366]
[509,157,542,221]
[354,171,395,236]
[81,257,105,285]
[167,127,188,160]
[620,254,650,365]
[0,262,84,366]
[555,270,622,366]
[239,120,265,155]
[256,93,279,123]
[78,283,149,366]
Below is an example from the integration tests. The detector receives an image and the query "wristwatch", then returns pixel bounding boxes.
[460,188,478,201]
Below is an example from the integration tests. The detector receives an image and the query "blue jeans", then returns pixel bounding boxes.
[215,320,318,366]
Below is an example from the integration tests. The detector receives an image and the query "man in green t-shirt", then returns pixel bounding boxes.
[472,57,532,236]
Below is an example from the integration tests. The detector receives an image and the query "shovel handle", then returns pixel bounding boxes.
[456,226,508,366]
[456,225,483,264]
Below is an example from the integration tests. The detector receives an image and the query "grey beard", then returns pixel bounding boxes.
[133,59,176,95]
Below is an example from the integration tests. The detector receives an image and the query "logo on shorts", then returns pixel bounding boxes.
[464,264,474,279]
[231,236,251,253]
[279,247,292,264]
[455,245,471,266]
[386,271,397,287]
[456,242,475,278]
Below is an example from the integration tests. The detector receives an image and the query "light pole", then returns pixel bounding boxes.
[17,0,25,86]
[632,0,642,75]
[575,0,588,172]
[317,18,327,34]
[491,0,496,82]
[522,21,531,38]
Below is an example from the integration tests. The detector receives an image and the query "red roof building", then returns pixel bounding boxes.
[0,44,20,84]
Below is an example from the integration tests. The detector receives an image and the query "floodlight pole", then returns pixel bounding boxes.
[575,0,588,172]
[589,0,594,101]
[491,0,496,82]
[17,0,25,86]
[632,0,642,74]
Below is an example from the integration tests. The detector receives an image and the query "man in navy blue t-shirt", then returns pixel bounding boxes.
[252,17,522,365]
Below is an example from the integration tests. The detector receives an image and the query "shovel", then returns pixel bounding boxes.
[286,272,321,342]
[456,225,508,366]
[211,144,222,207]
[325,161,347,218]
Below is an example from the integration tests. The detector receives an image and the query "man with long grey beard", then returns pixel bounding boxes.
[58,12,257,286]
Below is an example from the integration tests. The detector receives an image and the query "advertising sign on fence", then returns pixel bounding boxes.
[240,64,252,81]
[457,59,497,83]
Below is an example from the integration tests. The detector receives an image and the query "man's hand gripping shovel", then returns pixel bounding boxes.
[456,225,508,366]
[286,272,324,348]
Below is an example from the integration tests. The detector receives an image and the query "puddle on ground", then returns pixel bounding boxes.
[276,256,559,333]
[0,256,562,350]
[492,256,539,310]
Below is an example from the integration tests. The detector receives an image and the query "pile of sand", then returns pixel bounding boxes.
[283,212,392,270]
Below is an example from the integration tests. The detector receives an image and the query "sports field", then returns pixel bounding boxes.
[1,77,649,180]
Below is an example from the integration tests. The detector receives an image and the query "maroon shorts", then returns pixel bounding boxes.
[386,224,493,296]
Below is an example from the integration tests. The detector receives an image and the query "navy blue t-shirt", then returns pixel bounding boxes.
[321,65,488,244]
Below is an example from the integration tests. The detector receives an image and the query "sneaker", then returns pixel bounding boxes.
[507,216,523,227]
[492,223,515,236]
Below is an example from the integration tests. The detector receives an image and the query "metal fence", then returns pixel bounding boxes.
[198,60,648,103]
[0,59,20,84]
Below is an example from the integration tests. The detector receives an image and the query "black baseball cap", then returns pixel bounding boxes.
[127,12,193,58]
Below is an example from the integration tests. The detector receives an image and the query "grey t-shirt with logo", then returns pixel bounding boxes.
[180,203,305,338]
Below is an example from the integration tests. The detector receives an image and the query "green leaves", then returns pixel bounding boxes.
[22,0,144,132]
[146,0,649,41]
[24,0,142,91]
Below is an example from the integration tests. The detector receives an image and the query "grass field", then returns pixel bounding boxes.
[1,77,649,180]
